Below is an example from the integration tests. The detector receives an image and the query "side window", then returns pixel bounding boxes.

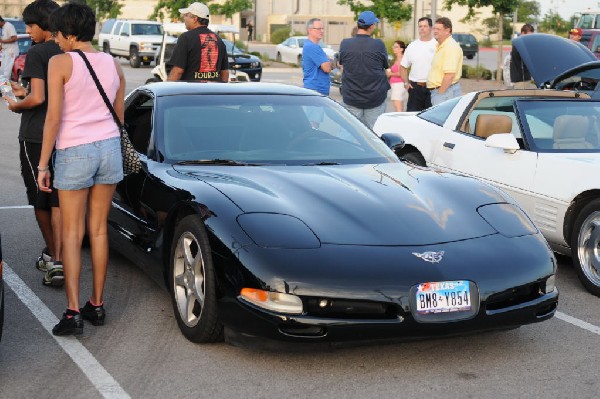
[121,22,130,36]
[462,96,523,146]
[113,22,123,36]
[125,94,154,156]
[101,19,115,34]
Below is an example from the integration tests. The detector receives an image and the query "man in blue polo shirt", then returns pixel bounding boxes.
[339,10,390,128]
[302,18,332,95]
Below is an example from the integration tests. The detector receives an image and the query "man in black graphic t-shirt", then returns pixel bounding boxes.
[167,2,229,82]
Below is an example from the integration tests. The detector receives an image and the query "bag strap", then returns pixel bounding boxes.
[74,49,123,132]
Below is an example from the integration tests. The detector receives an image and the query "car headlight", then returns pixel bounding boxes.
[543,275,556,294]
[237,213,320,248]
[250,62,260,68]
[239,288,303,314]
[477,203,538,237]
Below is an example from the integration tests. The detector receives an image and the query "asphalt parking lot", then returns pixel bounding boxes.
[0,62,598,399]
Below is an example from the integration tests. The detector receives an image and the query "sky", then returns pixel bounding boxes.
[537,0,599,20]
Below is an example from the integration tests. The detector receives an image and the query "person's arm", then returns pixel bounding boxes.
[38,56,66,193]
[220,70,229,82]
[400,65,411,89]
[320,60,332,74]
[167,66,184,81]
[113,58,126,123]
[438,73,455,94]
[0,34,17,44]
[7,78,45,112]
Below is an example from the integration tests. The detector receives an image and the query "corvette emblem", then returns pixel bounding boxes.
[412,251,445,263]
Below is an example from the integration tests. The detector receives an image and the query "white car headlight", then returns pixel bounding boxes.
[239,288,303,314]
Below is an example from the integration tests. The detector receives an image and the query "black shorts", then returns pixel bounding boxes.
[19,140,59,210]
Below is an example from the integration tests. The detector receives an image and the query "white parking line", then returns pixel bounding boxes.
[3,263,131,399]
[0,205,33,209]
[555,311,600,336]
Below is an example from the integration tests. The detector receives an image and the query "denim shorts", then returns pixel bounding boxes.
[54,137,123,191]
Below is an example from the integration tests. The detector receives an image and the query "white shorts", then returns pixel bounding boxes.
[390,82,408,101]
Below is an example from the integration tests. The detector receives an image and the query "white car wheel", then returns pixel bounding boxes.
[572,199,600,296]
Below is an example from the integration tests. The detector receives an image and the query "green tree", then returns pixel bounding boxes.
[151,0,252,21]
[516,0,540,23]
[337,0,412,37]
[445,0,519,81]
[73,0,123,21]
[539,10,569,35]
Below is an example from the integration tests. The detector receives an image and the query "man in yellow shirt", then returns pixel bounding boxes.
[427,17,462,106]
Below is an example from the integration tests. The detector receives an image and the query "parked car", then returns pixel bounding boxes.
[221,39,262,81]
[276,36,336,65]
[99,19,174,68]
[11,35,32,84]
[108,81,558,346]
[374,88,600,296]
[512,33,600,93]
[453,33,478,59]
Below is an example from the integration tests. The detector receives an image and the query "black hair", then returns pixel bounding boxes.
[198,17,209,26]
[49,3,95,42]
[418,17,432,27]
[23,0,60,31]
[521,23,534,34]
[357,23,371,30]
[0,16,5,23]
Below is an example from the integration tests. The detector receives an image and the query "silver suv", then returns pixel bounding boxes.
[99,19,173,68]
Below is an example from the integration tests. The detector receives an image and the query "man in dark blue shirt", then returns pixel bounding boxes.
[339,11,390,128]
[302,18,332,96]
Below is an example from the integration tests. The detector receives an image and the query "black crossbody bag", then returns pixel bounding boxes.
[75,49,141,175]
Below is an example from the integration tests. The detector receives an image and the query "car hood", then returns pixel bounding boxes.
[231,53,260,62]
[513,33,597,87]
[174,163,507,246]
[137,34,166,43]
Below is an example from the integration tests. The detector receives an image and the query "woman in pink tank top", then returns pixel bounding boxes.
[37,3,126,336]
[386,40,408,112]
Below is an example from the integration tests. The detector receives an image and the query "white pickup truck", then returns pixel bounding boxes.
[98,19,176,68]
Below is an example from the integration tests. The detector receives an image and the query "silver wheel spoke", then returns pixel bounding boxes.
[579,214,600,286]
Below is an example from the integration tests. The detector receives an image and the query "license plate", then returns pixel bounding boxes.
[416,280,471,314]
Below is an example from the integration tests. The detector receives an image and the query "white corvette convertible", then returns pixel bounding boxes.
[374,89,600,296]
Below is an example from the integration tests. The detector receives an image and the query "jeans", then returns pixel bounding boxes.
[343,101,388,129]
[430,82,462,106]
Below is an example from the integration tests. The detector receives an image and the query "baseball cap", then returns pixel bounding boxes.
[357,11,380,26]
[179,2,210,18]
[570,28,583,36]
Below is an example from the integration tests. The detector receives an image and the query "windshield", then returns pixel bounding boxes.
[156,94,398,165]
[17,37,32,54]
[516,99,600,152]
[132,24,162,35]
[221,39,244,55]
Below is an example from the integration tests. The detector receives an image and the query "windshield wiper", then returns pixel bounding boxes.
[301,161,341,166]
[176,159,262,166]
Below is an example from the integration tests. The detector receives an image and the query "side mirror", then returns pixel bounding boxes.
[484,133,520,154]
[380,133,405,152]
[121,32,129,37]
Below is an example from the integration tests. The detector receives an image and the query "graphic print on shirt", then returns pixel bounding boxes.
[195,33,221,81]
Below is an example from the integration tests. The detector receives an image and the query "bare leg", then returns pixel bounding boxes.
[393,100,402,112]
[58,188,88,311]
[34,208,55,258]
[51,206,62,262]
[87,183,117,305]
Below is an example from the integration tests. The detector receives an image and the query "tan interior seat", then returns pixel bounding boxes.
[474,114,513,139]
[553,115,595,149]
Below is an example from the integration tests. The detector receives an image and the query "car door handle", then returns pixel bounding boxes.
[443,142,455,149]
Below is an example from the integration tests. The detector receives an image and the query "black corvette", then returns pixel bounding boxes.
[109,82,558,345]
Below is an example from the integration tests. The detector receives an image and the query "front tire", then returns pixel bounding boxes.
[102,42,110,55]
[276,52,282,62]
[297,54,302,66]
[467,54,474,60]
[129,48,141,68]
[169,215,223,342]
[571,199,600,296]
